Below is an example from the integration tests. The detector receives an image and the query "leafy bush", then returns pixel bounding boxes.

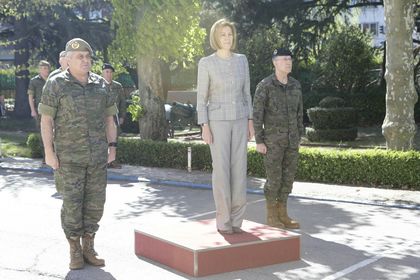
[307,107,358,129]
[114,138,420,189]
[24,135,420,189]
[306,127,358,142]
[26,133,43,158]
[0,69,15,91]
[319,96,346,108]
[314,25,377,93]
[297,148,420,189]
[241,25,286,94]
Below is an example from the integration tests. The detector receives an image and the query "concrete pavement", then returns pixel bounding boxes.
[0,157,420,280]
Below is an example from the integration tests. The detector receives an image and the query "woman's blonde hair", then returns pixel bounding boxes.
[209,19,237,51]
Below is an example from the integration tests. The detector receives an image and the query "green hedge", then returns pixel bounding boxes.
[307,107,358,129]
[26,136,420,189]
[297,148,420,189]
[117,138,420,190]
[306,127,358,142]
[26,133,43,158]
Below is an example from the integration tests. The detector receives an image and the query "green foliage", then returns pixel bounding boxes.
[314,25,376,93]
[350,86,386,126]
[110,0,205,66]
[127,95,145,121]
[241,25,286,93]
[116,138,420,189]
[0,132,32,158]
[318,96,346,108]
[297,148,420,190]
[306,127,358,142]
[307,107,358,129]
[26,133,43,158]
[0,69,15,90]
[117,138,212,170]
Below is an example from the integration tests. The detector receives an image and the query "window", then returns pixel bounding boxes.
[359,22,378,36]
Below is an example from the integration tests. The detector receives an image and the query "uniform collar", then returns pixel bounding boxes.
[64,69,101,85]
[270,73,296,87]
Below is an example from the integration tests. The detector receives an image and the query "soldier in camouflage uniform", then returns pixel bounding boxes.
[48,51,68,79]
[28,60,50,129]
[102,63,126,169]
[253,48,304,229]
[38,38,118,270]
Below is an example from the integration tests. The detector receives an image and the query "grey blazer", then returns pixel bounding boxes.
[196,53,253,124]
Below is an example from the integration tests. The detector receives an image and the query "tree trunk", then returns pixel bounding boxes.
[136,56,168,141]
[382,0,418,150]
[13,18,31,119]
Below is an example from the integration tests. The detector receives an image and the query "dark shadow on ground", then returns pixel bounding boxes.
[65,266,117,280]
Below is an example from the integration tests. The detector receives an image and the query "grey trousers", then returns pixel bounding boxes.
[209,118,248,230]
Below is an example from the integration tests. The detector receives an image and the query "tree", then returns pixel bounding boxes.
[315,25,376,93]
[382,0,418,150]
[0,0,113,118]
[110,0,205,141]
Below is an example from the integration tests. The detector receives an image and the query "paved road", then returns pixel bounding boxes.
[0,168,419,280]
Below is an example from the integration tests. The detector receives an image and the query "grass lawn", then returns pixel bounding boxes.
[0,131,32,158]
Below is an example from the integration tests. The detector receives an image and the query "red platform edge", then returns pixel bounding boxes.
[134,220,300,277]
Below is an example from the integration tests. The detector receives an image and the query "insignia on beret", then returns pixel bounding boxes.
[65,38,93,54]
[71,42,80,49]
[273,49,278,56]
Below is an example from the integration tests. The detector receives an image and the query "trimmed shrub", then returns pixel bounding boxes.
[297,148,420,189]
[319,96,346,108]
[117,138,212,171]
[306,127,358,142]
[307,107,358,129]
[26,133,43,158]
[115,138,420,189]
[25,136,420,189]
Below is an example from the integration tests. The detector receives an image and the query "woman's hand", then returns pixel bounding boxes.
[248,119,255,141]
[201,124,213,144]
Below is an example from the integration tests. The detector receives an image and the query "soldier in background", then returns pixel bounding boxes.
[253,47,304,229]
[48,51,68,79]
[38,38,117,270]
[28,60,50,129]
[102,63,126,169]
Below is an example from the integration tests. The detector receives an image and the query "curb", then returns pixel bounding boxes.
[2,165,420,211]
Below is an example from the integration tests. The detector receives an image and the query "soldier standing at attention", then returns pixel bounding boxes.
[253,48,304,229]
[38,38,118,270]
[28,60,50,129]
[102,63,126,169]
[48,51,68,79]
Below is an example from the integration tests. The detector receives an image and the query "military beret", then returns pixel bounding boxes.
[65,38,93,54]
[38,60,50,67]
[272,48,293,58]
[102,63,115,72]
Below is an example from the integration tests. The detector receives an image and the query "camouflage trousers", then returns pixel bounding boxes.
[263,144,299,203]
[54,163,107,238]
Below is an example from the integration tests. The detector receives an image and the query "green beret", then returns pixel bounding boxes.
[65,38,93,54]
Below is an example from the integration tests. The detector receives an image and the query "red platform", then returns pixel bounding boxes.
[134,219,300,277]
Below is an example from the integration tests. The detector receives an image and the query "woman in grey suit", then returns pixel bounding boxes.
[197,19,254,234]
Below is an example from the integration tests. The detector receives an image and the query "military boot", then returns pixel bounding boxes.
[67,237,84,270]
[82,233,105,266]
[266,201,285,228]
[277,202,300,229]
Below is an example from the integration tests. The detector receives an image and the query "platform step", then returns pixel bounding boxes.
[135,219,300,277]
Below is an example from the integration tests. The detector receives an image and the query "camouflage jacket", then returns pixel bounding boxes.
[38,70,117,165]
[27,75,46,109]
[110,80,126,119]
[47,68,64,80]
[253,74,304,148]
